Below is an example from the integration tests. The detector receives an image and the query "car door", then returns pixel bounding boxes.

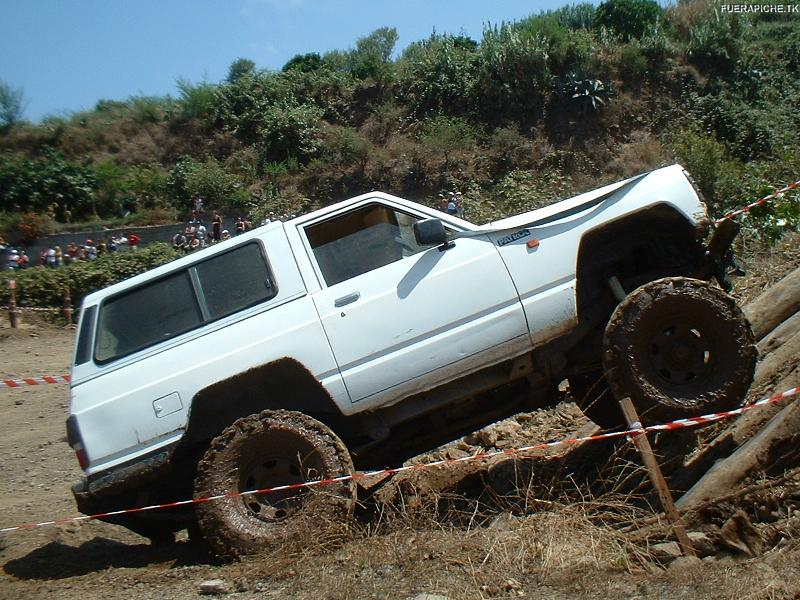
[304,201,530,408]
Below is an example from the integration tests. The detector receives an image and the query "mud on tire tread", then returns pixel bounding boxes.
[193,410,354,560]
[602,277,756,424]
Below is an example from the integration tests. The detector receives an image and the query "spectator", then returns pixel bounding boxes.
[128,231,141,251]
[438,193,448,212]
[221,229,231,241]
[46,246,57,268]
[54,245,64,266]
[66,242,79,264]
[17,250,29,268]
[107,236,117,253]
[97,239,107,255]
[446,192,458,216]
[6,249,19,269]
[172,230,187,251]
[212,211,222,242]
[235,215,246,235]
[85,240,97,261]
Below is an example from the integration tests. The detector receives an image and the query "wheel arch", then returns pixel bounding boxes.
[575,203,705,320]
[182,357,345,445]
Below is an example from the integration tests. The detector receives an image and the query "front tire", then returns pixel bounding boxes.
[602,277,756,424]
[193,410,354,560]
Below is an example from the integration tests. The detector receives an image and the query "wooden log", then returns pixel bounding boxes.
[676,392,800,511]
[753,330,800,390]
[743,266,800,341]
[758,310,800,358]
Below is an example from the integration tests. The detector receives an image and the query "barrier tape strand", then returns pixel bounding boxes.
[1,385,797,535]
[715,179,800,225]
[1,375,71,389]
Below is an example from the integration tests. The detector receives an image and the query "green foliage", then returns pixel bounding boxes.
[552,3,597,30]
[283,53,323,73]
[167,156,247,212]
[555,72,614,112]
[687,9,744,73]
[399,35,478,117]
[350,27,398,81]
[0,81,25,130]
[0,150,96,220]
[256,99,324,165]
[0,243,181,309]
[324,127,371,173]
[419,116,478,168]
[476,24,551,125]
[0,211,55,243]
[227,58,256,84]
[594,0,664,41]
[129,95,168,124]
[666,128,726,209]
[175,78,219,123]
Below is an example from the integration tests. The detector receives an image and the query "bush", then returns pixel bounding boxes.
[475,24,551,125]
[256,99,324,165]
[593,0,664,41]
[666,128,726,209]
[0,242,181,309]
[687,9,744,73]
[168,156,247,213]
[175,78,220,123]
[398,35,478,118]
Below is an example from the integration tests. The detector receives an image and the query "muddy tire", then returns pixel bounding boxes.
[193,410,354,560]
[602,277,756,424]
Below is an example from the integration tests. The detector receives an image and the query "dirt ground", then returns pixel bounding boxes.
[1,236,799,599]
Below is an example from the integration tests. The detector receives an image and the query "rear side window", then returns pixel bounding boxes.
[94,242,276,364]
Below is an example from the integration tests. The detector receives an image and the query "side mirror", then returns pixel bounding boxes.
[413,218,448,246]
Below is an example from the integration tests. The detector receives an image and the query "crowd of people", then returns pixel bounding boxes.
[437,191,465,218]
[171,208,253,253]
[4,232,141,270]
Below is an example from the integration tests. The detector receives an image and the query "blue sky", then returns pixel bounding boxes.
[1,0,578,123]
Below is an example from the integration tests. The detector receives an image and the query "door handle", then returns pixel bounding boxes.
[334,292,360,307]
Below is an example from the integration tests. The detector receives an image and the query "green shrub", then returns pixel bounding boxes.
[175,78,219,123]
[475,25,551,125]
[398,35,478,118]
[0,242,181,309]
[594,0,664,41]
[687,9,744,73]
[167,156,247,212]
[553,3,597,30]
[256,99,324,165]
[666,128,726,209]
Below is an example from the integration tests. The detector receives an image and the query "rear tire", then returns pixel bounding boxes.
[193,410,354,560]
[602,277,756,423]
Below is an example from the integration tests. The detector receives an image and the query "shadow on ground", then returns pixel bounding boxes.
[3,537,220,580]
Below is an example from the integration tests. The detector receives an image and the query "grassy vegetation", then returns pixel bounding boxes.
[1,0,798,245]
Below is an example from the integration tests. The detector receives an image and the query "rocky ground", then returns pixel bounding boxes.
[1,234,798,599]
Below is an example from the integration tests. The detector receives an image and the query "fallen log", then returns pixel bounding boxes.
[752,330,800,390]
[743,265,800,341]
[757,310,800,358]
[676,392,800,511]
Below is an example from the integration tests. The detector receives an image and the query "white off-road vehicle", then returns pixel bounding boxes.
[67,165,756,557]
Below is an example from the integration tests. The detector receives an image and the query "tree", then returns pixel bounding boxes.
[0,81,25,130]
[283,53,323,73]
[226,58,256,84]
[350,27,398,81]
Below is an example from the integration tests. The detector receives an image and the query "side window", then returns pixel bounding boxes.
[305,203,440,287]
[94,242,277,364]
[95,271,202,363]
[194,242,275,319]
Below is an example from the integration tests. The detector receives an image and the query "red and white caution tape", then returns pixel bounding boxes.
[715,179,800,225]
[1,384,797,535]
[1,374,71,389]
